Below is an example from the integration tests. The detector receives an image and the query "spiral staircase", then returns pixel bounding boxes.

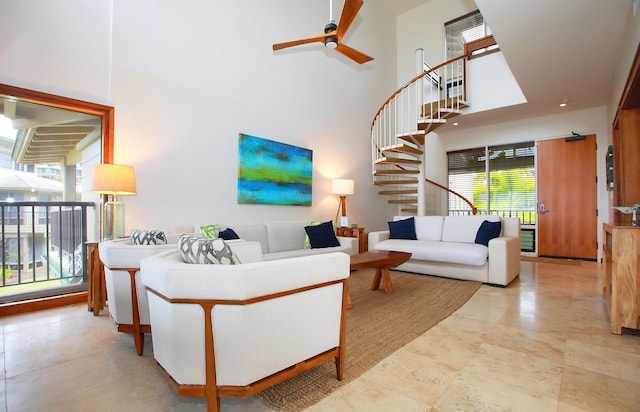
[371,37,497,215]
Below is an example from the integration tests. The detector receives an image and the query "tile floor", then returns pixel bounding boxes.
[1,260,639,411]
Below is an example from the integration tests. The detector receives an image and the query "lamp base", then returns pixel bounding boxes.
[104,197,126,240]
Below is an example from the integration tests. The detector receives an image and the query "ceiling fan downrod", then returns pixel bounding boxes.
[325,0,338,49]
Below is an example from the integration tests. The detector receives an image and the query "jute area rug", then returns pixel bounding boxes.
[257,268,482,411]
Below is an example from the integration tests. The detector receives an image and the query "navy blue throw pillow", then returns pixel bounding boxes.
[475,220,502,246]
[388,217,417,240]
[304,221,340,248]
[218,228,240,240]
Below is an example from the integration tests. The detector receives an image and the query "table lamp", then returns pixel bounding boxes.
[92,163,137,239]
[332,178,354,227]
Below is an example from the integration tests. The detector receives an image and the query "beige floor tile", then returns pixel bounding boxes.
[404,316,490,368]
[307,377,429,412]
[567,324,640,355]
[356,347,459,405]
[564,339,640,383]
[483,323,567,364]
[559,364,640,412]
[432,373,559,412]
[557,401,593,412]
[459,342,564,399]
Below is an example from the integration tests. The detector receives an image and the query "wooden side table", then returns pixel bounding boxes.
[86,241,107,316]
[336,227,368,253]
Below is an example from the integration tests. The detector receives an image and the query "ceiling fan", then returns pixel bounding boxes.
[272,0,373,64]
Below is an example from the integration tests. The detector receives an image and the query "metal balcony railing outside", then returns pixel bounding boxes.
[0,201,95,303]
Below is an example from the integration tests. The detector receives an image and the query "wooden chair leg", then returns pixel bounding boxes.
[201,303,220,412]
[336,283,347,381]
[128,269,145,356]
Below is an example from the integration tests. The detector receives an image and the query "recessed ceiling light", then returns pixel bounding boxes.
[560,98,571,107]
[453,122,459,126]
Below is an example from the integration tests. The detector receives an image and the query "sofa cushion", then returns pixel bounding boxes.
[131,229,167,245]
[475,220,502,246]
[304,221,340,248]
[413,216,444,241]
[178,235,239,264]
[388,217,417,240]
[441,215,500,243]
[227,241,263,263]
[266,221,307,253]
[222,223,269,253]
[264,244,351,261]
[219,228,240,240]
[375,239,489,266]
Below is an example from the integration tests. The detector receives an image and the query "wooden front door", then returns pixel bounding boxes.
[537,135,597,260]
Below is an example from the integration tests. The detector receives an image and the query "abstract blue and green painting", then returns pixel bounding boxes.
[237,133,312,206]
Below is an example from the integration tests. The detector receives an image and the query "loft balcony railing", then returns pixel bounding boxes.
[0,201,95,304]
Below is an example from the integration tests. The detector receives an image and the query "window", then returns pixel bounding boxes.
[445,10,492,60]
[448,142,536,252]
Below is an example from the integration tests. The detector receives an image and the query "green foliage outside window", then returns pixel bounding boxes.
[473,168,536,224]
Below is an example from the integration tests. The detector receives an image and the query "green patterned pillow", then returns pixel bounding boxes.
[199,224,220,239]
[131,229,167,245]
[178,234,239,265]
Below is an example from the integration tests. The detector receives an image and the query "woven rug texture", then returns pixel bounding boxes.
[257,268,482,411]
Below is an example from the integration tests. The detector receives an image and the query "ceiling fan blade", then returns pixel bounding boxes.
[272,34,328,51]
[337,0,363,40]
[335,43,373,64]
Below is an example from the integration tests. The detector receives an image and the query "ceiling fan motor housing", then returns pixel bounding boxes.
[324,21,338,49]
[324,21,337,33]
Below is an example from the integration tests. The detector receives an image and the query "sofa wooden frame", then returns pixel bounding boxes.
[145,278,348,412]
[101,265,150,355]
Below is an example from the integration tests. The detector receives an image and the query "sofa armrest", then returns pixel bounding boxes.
[337,236,358,255]
[487,236,521,286]
[368,231,390,250]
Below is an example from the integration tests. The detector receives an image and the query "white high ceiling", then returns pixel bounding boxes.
[379,0,633,129]
[377,0,430,15]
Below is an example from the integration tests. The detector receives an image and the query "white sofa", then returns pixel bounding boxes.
[198,220,357,259]
[140,243,350,411]
[369,215,521,286]
[98,221,353,356]
[98,234,182,355]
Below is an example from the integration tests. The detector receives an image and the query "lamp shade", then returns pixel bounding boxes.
[91,164,137,195]
[331,179,354,196]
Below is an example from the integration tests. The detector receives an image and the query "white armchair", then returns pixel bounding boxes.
[140,245,350,412]
[98,235,180,355]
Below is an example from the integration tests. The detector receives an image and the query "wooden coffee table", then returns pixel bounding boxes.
[345,250,412,309]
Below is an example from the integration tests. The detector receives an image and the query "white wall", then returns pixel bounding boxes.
[466,53,526,113]
[0,0,113,103]
[110,0,397,232]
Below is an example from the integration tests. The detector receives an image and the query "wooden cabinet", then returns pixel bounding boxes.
[336,227,368,253]
[603,224,640,334]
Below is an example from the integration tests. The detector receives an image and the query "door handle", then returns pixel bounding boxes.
[539,202,550,214]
